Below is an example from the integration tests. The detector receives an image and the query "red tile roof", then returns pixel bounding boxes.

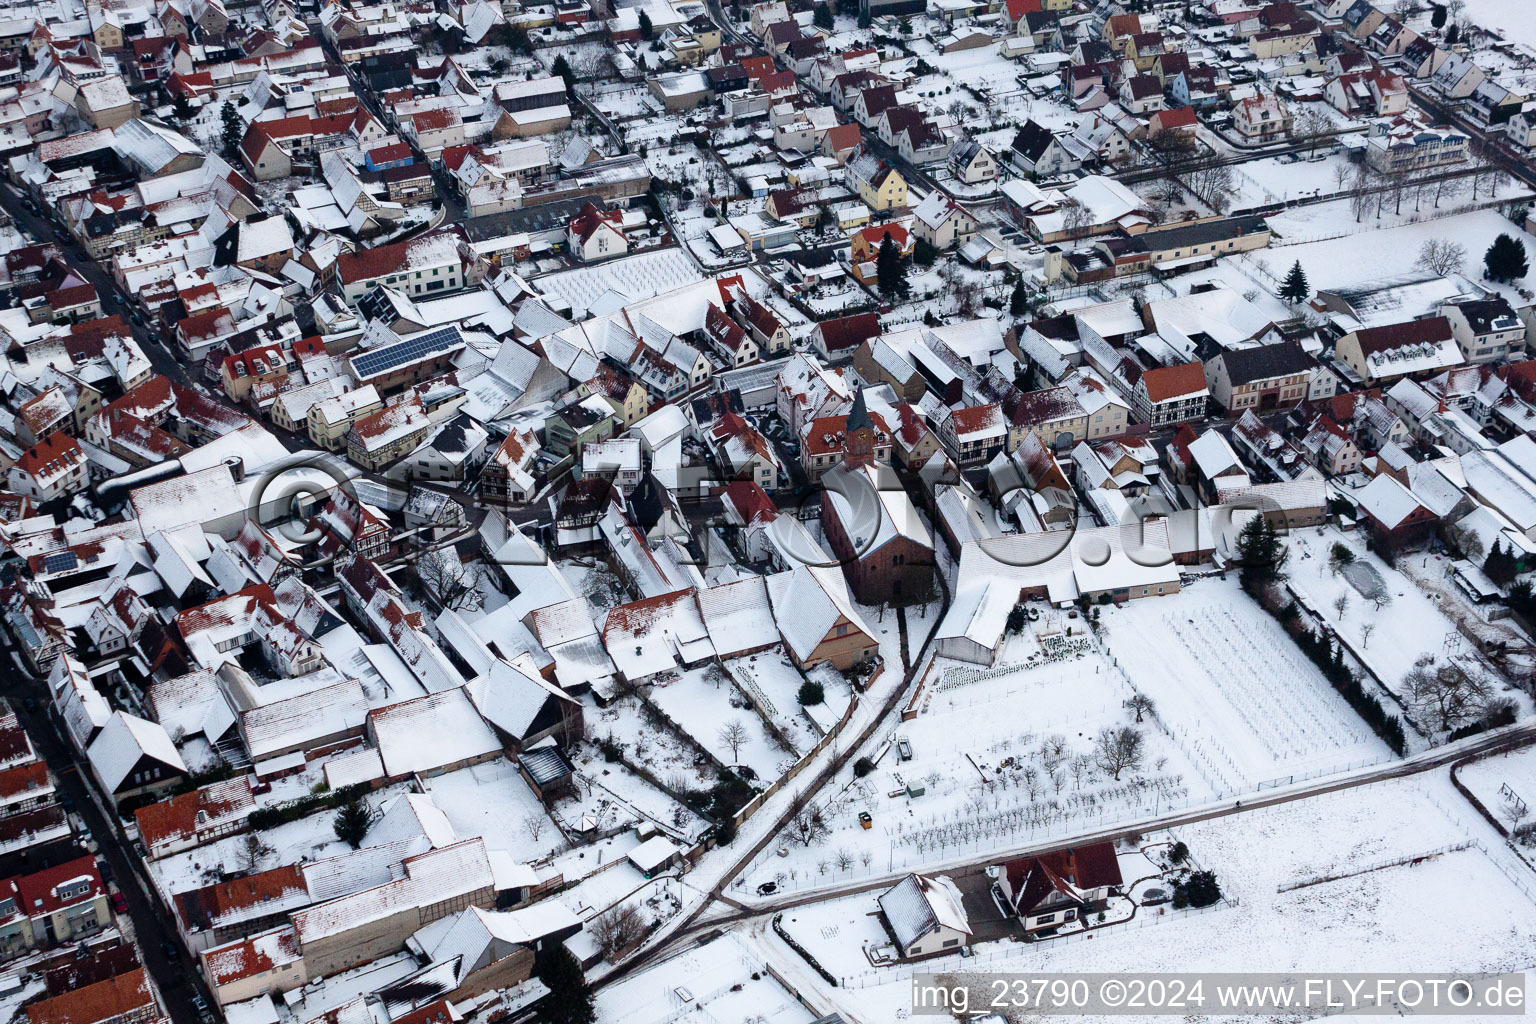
[1139,361,1207,402]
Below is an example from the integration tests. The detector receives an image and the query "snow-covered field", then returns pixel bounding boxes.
[1463,0,1536,50]
[1103,577,1392,790]
[1458,746,1536,831]
[767,772,1536,1021]
[1284,529,1485,704]
[1259,208,1536,304]
[738,636,1209,895]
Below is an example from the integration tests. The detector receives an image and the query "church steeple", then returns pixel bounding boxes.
[844,386,874,469]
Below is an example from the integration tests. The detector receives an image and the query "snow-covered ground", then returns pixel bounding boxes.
[726,647,851,756]
[1462,0,1536,50]
[595,931,822,1024]
[649,663,799,783]
[1258,207,1536,305]
[737,633,1209,895]
[421,758,568,862]
[753,771,1536,1021]
[1284,529,1492,710]
[1458,746,1536,831]
[1103,576,1393,790]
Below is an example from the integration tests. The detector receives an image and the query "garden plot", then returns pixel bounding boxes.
[741,646,1208,894]
[725,647,849,756]
[422,758,568,863]
[1102,578,1391,790]
[1285,529,1486,700]
[798,773,1533,1021]
[568,742,710,844]
[590,695,718,794]
[1457,746,1536,832]
[647,664,798,784]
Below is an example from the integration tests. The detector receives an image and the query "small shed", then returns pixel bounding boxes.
[517,745,576,804]
[627,835,682,877]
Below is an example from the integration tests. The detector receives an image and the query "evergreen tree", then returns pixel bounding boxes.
[814,1,834,29]
[1485,541,1519,585]
[553,55,577,99]
[1446,21,1460,43]
[857,4,871,27]
[913,237,939,266]
[536,948,596,1024]
[638,9,654,38]
[1009,277,1029,316]
[219,101,243,159]
[332,798,370,849]
[1484,233,1530,283]
[875,233,908,299]
[1430,2,1447,28]
[172,92,194,123]
[1279,259,1310,304]
[1235,514,1286,593]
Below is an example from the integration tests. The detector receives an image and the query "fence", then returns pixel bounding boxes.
[1276,840,1476,892]
[835,901,1238,989]
[1268,194,1518,247]
[730,666,867,829]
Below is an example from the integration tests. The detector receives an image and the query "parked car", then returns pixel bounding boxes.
[161,939,179,962]
[111,892,127,914]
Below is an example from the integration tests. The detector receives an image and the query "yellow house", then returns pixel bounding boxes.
[844,148,907,212]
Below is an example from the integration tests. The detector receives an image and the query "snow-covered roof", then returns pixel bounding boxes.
[878,873,971,950]
[87,711,186,793]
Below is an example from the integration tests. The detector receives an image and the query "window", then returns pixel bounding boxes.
[942,938,960,948]
[1036,913,1055,925]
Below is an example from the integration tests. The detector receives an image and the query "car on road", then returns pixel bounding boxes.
[111,892,127,914]
[161,939,179,962]
[756,881,777,895]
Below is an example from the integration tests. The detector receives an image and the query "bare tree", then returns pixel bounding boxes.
[1060,198,1091,236]
[1433,172,1464,209]
[718,719,749,763]
[1093,726,1145,781]
[1350,167,1376,223]
[416,547,484,611]
[1403,654,1492,732]
[1069,754,1091,789]
[523,813,547,843]
[1415,238,1468,276]
[1021,764,1041,801]
[1126,693,1156,723]
[1332,593,1350,620]
[1360,622,1376,648]
[590,902,647,959]
[1293,108,1331,157]
[786,808,830,847]
[835,847,854,870]
[1332,163,1354,194]
[239,833,273,873]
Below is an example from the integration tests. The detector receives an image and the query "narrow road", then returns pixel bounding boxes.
[646,721,1536,958]
[0,186,193,386]
[602,571,953,986]
[0,665,214,1023]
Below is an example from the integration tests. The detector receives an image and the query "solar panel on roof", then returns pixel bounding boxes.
[43,551,78,574]
[349,326,463,380]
